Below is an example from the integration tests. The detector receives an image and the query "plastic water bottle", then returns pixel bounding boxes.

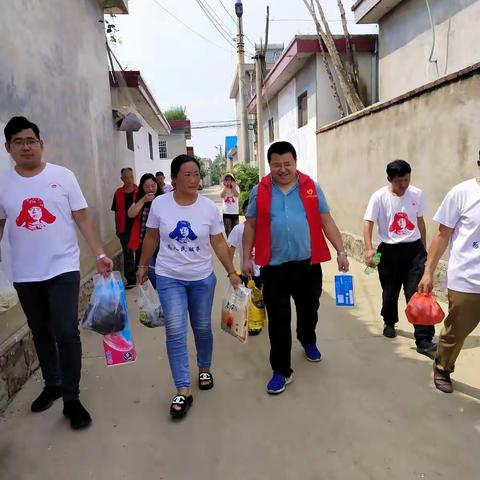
[364,252,382,275]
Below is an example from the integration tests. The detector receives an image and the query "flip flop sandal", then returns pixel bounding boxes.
[170,395,193,418]
[198,372,214,391]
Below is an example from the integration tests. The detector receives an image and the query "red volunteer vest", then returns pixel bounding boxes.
[255,171,331,266]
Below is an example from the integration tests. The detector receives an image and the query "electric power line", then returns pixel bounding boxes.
[195,0,237,50]
[149,0,232,53]
[217,0,237,24]
[202,0,236,39]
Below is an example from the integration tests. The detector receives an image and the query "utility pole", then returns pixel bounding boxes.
[254,50,265,178]
[235,1,250,164]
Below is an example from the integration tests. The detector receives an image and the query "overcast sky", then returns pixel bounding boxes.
[112,0,376,159]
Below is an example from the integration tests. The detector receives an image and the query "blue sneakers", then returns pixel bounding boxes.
[266,372,294,394]
[303,343,322,362]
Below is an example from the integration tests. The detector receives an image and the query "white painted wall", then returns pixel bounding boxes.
[379,0,480,100]
[157,132,187,183]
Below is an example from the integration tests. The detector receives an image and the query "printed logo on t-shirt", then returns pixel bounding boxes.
[169,220,198,244]
[16,198,56,231]
[225,196,236,205]
[388,212,415,236]
[473,241,479,249]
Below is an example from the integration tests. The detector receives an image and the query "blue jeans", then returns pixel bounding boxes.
[156,272,216,388]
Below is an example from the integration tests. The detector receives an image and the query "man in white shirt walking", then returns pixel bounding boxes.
[0,116,113,429]
[364,160,436,356]
[418,154,480,393]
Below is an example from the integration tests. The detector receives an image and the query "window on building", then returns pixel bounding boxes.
[158,140,167,159]
[268,117,274,143]
[148,133,153,160]
[298,91,308,128]
[126,131,134,151]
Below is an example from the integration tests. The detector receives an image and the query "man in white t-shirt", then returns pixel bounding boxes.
[364,160,436,356]
[220,173,240,236]
[418,155,480,393]
[0,116,113,430]
[155,171,173,193]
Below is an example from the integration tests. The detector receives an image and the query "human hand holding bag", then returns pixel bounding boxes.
[405,292,445,325]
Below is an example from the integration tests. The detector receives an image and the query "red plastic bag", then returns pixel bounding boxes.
[405,292,445,325]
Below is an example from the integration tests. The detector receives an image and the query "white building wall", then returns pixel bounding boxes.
[379,0,480,100]
[157,133,187,183]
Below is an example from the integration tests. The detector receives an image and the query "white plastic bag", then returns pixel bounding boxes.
[138,280,164,328]
[82,272,126,334]
[221,284,251,343]
[0,269,18,314]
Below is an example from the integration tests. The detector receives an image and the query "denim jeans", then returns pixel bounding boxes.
[156,272,217,388]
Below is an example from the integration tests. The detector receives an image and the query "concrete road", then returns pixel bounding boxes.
[1,188,479,479]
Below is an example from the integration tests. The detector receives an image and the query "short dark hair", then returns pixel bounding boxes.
[242,198,249,212]
[4,116,40,142]
[386,159,411,179]
[155,171,164,177]
[267,141,297,163]
[121,167,133,175]
[171,154,200,178]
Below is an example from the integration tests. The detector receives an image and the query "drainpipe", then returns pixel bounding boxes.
[371,36,379,103]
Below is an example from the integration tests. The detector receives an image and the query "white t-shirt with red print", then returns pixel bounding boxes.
[0,163,88,282]
[364,185,427,244]
[146,193,225,281]
[433,179,480,294]
[222,185,240,215]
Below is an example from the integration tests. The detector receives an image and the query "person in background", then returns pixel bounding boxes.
[0,116,113,430]
[363,160,436,357]
[418,153,480,393]
[137,155,241,418]
[156,171,173,194]
[228,198,262,289]
[242,141,349,395]
[228,198,264,335]
[127,173,160,287]
[112,167,137,289]
[220,173,240,237]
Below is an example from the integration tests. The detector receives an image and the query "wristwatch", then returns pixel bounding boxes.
[96,253,106,261]
[337,251,348,257]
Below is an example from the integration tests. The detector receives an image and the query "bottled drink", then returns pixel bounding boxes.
[364,252,382,275]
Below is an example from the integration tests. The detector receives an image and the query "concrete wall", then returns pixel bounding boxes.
[316,68,480,293]
[379,0,480,100]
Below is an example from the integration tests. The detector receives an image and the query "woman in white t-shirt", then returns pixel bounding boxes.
[220,173,240,236]
[137,155,241,418]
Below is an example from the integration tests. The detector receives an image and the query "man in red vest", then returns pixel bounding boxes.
[111,168,138,288]
[242,141,349,394]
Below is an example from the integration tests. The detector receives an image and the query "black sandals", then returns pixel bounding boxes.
[170,394,193,418]
[198,372,214,391]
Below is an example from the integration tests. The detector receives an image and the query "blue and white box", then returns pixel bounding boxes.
[334,275,355,307]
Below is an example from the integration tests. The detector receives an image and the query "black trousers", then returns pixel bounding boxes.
[261,260,322,377]
[13,271,82,401]
[117,231,136,284]
[377,240,434,344]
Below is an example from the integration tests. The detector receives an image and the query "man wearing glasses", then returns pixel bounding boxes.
[0,116,113,429]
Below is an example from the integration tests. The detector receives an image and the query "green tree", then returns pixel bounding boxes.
[209,154,224,185]
[163,106,187,121]
[232,163,259,207]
